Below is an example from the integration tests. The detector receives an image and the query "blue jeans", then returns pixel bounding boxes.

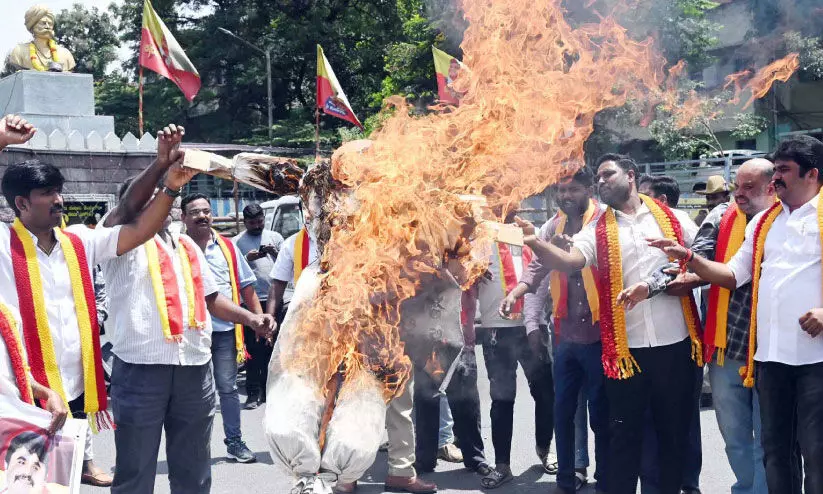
[553,341,609,492]
[211,330,242,441]
[709,359,766,494]
[438,396,455,449]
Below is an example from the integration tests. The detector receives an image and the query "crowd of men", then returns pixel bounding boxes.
[0,112,821,494]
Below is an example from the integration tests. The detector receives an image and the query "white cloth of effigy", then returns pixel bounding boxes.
[263,265,386,486]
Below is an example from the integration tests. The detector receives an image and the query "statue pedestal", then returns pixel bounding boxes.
[0,71,114,137]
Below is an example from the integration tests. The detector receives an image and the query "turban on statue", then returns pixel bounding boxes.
[25,5,55,33]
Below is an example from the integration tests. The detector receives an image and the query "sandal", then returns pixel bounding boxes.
[574,470,588,491]
[540,453,558,475]
[480,469,513,489]
[474,463,493,476]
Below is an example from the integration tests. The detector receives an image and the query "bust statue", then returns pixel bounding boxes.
[6,5,76,72]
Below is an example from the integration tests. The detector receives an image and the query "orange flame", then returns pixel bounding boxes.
[283,0,799,399]
[725,53,800,108]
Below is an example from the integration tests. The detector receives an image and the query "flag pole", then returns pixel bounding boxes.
[315,108,321,161]
[138,66,145,136]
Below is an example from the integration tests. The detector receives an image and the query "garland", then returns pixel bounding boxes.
[496,242,533,319]
[595,195,703,379]
[0,303,33,405]
[293,228,311,283]
[740,201,788,388]
[549,200,600,336]
[29,40,59,71]
[703,204,748,365]
[144,236,207,342]
[213,231,249,363]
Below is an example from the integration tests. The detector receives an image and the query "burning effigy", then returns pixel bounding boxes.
[262,0,798,491]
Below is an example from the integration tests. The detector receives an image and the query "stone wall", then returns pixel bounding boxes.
[0,146,155,222]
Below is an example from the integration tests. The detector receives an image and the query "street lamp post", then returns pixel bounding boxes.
[218,27,273,144]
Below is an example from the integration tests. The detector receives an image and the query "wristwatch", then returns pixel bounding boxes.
[160,185,182,198]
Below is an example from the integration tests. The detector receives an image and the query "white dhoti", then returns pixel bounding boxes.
[264,266,387,487]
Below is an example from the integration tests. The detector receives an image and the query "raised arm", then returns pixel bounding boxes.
[646,238,737,290]
[0,115,37,151]
[517,217,587,273]
[115,155,198,256]
[105,125,185,227]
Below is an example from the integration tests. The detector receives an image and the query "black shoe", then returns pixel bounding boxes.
[681,488,702,494]
[225,438,256,463]
[244,395,260,410]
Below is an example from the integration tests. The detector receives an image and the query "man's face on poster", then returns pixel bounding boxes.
[5,445,46,494]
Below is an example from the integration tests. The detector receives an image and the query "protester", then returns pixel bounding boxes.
[697,176,733,211]
[662,158,776,494]
[436,399,462,464]
[0,115,201,487]
[637,173,703,494]
[181,193,266,464]
[99,129,273,492]
[233,203,284,409]
[638,175,681,210]
[502,168,608,493]
[649,135,823,494]
[512,153,700,494]
[474,203,552,489]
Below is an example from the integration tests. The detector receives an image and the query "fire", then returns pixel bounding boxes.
[724,53,800,108]
[283,0,798,400]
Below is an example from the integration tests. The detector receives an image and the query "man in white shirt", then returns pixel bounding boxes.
[0,117,198,487]
[649,135,823,494]
[101,130,274,492]
[512,154,700,494]
[233,203,284,409]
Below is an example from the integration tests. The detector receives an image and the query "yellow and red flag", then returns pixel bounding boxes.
[432,46,465,106]
[316,45,363,128]
[140,0,201,101]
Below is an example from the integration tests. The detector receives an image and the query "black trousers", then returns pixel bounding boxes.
[757,360,823,494]
[413,353,487,472]
[244,300,276,400]
[110,357,215,494]
[480,326,554,465]
[605,338,697,494]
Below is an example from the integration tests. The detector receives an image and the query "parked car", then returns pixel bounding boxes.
[261,196,304,240]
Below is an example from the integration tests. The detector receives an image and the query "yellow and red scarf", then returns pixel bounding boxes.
[740,196,823,387]
[293,227,312,283]
[495,242,533,319]
[549,200,601,336]
[9,219,112,430]
[703,204,747,365]
[595,195,703,379]
[213,231,249,362]
[144,235,208,342]
[0,302,33,405]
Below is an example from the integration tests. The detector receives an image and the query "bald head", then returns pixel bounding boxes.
[733,158,775,216]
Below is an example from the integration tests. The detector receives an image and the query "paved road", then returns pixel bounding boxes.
[82,350,735,494]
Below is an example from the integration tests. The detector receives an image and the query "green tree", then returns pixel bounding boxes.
[55,3,120,80]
